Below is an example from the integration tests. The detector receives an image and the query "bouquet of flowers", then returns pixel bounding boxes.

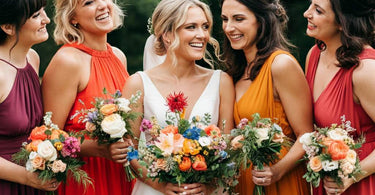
[138,92,238,193]
[300,116,363,188]
[12,112,91,189]
[229,113,291,195]
[78,89,141,181]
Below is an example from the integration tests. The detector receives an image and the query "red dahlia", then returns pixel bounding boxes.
[166,92,188,113]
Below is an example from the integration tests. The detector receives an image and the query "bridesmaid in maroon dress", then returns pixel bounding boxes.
[42,0,133,194]
[0,0,59,194]
[304,0,375,195]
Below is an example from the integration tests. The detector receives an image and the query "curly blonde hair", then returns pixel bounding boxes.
[53,0,124,45]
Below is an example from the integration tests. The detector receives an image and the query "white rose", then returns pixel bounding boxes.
[340,161,355,175]
[37,140,57,161]
[198,136,212,147]
[327,128,348,141]
[322,160,339,171]
[101,114,127,138]
[117,98,131,113]
[29,151,38,160]
[299,132,314,146]
[255,128,269,145]
[26,159,35,172]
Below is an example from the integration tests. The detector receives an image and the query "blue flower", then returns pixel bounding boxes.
[114,90,122,98]
[183,127,202,140]
[127,146,138,161]
[219,151,228,159]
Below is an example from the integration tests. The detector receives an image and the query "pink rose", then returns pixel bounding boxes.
[309,156,322,172]
[50,160,67,173]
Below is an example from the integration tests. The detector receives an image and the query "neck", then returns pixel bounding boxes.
[243,45,258,65]
[0,40,30,66]
[161,54,197,79]
[82,32,108,51]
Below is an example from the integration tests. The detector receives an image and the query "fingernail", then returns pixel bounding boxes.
[184,186,188,190]
[183,192,187,195]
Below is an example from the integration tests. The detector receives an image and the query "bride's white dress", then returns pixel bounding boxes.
[131,70,221,195]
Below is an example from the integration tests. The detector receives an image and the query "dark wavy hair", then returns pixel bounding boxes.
[0,0,47,46]
[316,0,375,69]
[220,0,294,83]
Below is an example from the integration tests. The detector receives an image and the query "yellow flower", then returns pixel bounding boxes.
[54,142,63,151]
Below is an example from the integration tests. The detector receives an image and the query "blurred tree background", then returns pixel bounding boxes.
[35,0,314,76]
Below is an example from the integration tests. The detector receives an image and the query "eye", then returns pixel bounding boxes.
[186,25,195,29]
[315,8,322,14]
[31,12,41,18]
[235,17,244,22]
[203,24,210,30]
[221,15,228,22]
[84,0,94,6]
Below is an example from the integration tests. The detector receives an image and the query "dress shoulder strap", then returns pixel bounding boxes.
[0,58,19,69]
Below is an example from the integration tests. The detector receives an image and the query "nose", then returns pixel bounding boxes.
[41,10,50,24]
[303,6,312,19]
[223,20,234,33]
[98,0,109,10]
[195,26,206,39]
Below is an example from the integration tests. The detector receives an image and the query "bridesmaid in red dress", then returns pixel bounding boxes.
[304,0,375,194]
[0,0,58,194]
[42,0,133,194]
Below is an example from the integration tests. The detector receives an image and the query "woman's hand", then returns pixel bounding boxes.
[323,177,354,195]
[252,165,281,186]
[179,183,213,195]
[107,138,133,163]
[25,171,60,191]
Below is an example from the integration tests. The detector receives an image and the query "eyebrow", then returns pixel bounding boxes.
[221,13,246,18]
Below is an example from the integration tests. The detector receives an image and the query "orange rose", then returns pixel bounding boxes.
[204,125,221,138]
[328,140,349,160]
[50,129,69,140]
[179,157,191,172]
[26,140,43,151]
[28,126,47,141]
[100,104,118,115]
[309,156,322,172]
[192,154,207,171]
[161,125,178,135]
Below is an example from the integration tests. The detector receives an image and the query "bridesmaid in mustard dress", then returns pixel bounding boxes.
[221,0,313,194]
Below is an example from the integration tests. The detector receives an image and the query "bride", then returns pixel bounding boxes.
[121,0,234,194]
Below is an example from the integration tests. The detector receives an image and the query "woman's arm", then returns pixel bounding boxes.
[252,54,313,185]
[42,48,110,159]
[0,157,59,191]
[219,71,235,134]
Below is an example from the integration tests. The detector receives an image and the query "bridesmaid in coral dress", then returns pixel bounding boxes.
[304,0,375,195]
[42,0,133,194]
[221,0,313,194]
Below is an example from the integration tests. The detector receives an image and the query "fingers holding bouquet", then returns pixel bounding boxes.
[26,171,60,191]
[179,183,210,195]
[323,177,354,195]
[108,137,133,164]
[252,165,276,186]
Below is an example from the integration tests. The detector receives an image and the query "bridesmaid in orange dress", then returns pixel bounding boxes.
[304,0,375,195]
[221,0,313,194]
[41,0,133,194]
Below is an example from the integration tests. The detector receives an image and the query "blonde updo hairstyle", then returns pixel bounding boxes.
[53,0,124,45]
[152,0,220,68]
